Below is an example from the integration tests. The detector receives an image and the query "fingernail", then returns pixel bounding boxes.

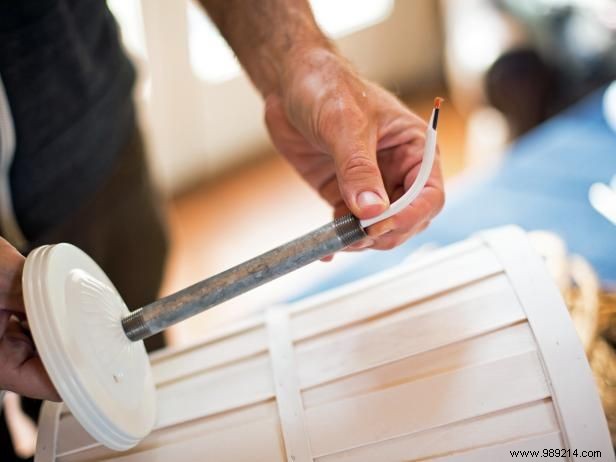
[357,191,385,209]
[357,238,375,249]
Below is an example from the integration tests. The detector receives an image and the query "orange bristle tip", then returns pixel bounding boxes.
[434,97,444,109]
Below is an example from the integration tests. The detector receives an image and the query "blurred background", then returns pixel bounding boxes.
[4,1,616,458]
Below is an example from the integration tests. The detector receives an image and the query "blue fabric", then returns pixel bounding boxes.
[295,87,616,299]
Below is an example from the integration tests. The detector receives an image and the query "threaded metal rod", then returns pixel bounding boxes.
[122,214,365,341]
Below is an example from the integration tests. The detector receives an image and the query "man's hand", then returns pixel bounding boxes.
[0,238,59,401]
[202,0,444,250]
[264,49,444,250]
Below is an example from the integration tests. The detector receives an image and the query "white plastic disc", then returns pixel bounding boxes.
[22,244,156,450]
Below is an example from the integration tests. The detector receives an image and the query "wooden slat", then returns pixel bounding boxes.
[290,245,503,341]
[152,325,268,385]
[149,315,264,364]
[305,351,551,457]
[429,431,564,462]
[296,274,525,390]
[58,401,279,462]
[70,418,286,462]
[480,227,615,461]
[154,352,274,428]
[303,323,536,409]
[316,400,559,462]
[56,414,98,457]
[289,239,485,317]
[266,309,313,462]
[36,402,63,462]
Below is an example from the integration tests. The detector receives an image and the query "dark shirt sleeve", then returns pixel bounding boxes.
[0,0,136,240]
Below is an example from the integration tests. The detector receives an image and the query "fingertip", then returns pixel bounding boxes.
[347,237,375,250]
[354,190,388,219]
[365,217,396,238]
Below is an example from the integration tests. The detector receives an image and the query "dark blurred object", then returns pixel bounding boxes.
[486,48,556,137]
[601,291,616,349]
[0,410,22,461]
[486,0,616,137]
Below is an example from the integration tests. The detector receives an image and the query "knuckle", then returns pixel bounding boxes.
[382,241,398,251]
[319,95,366,134]
[376,237,398,251]
[319,93,345,116]
[388,216,411,235]
[4,332,34,363]
[340,154,379,179]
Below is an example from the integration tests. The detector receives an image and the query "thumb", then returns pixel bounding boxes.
[331,137,389,220]
[0,238,25,314]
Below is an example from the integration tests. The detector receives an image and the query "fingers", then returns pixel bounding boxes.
[345,217,430,253]
[317,96,390,220]
[368,220,431,251]
[366,183,444,240]
[341,140,443,252]
[0,237,25,313]
[0,312,60,401]
[7,357,61,402]
[331,147,444,254]
[368,140,444,238]
[347,238,375,250]
[0,239,58,401]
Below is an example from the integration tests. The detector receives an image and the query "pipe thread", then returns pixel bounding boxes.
[122,309,149,342]
[333,214,366,247]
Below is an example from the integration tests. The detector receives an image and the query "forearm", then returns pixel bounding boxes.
[199,0,333,96]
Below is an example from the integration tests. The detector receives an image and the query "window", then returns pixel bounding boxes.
[187,0,394,83]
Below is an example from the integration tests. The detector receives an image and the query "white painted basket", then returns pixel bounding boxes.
[35,226,614,462]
